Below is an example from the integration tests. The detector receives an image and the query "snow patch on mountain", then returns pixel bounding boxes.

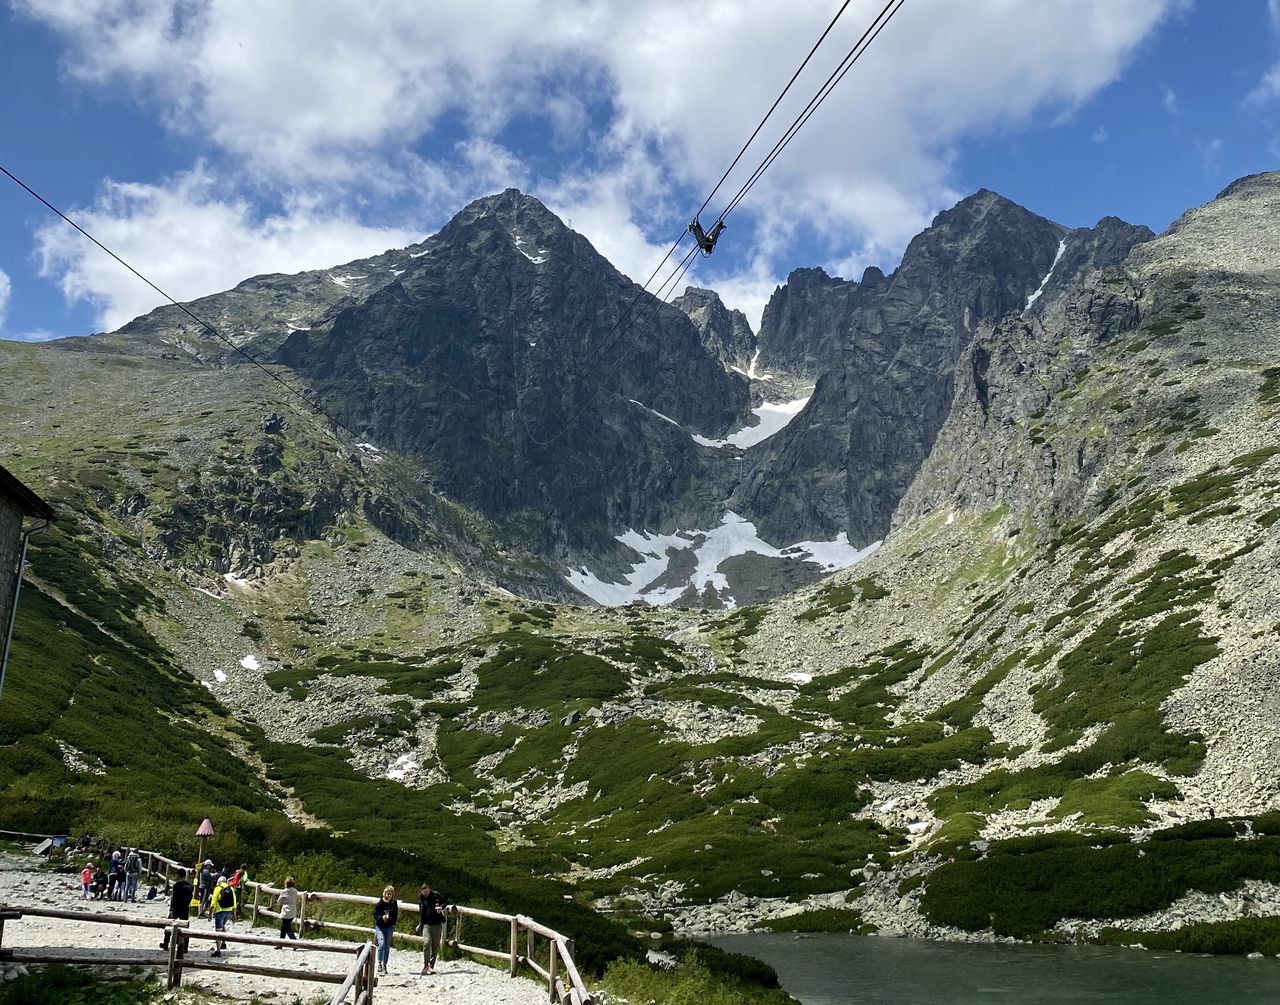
[1025,238,1067,310]
[567,512,879,607]
[629,399,682,427]
[693,396,811,450]
[514,235,550,265]
[329,273,367,289]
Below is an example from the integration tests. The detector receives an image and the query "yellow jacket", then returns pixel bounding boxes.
[212,880,238,913]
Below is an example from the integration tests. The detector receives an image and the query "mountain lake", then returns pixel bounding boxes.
[711,933,1280,1004]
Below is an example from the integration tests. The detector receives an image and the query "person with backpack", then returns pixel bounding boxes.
[415,882,449,975]
[229,864,248,920]
[79,863,93,900]
[160,868,195,954]
[210,876,237,957]
[124,849,142,902]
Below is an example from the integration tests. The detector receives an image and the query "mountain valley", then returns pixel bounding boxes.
[1,171,1279,969]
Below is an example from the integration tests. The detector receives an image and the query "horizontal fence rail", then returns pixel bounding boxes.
[0,903,375,1004]
[244,880,595,1004]
[4,839,594,1004]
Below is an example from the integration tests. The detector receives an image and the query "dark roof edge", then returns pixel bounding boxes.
[0,464,55,521]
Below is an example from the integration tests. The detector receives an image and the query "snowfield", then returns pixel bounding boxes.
[567,512,880,607]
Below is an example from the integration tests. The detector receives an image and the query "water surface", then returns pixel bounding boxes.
[711,933,1280,1004]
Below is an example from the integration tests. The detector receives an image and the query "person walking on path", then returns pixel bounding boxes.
[372,885,398,976]
[79,863,93,900]
[124,848,142,902]
[276,877,300,945]
[210,875,237,957]
[160,869,195,954]
[416,882,449,975]
[198,860,214,917]
[230,864,248,920]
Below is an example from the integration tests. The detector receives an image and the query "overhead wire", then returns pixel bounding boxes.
[0,163,365,442]
[525,0,908,445]
[717,0,906,223]
[539,0,864,408]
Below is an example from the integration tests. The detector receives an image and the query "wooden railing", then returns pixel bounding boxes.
[245,880,595,1005]
[0,904,374,1004]
[6,839,594,1004]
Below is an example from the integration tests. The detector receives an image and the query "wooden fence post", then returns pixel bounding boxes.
[527,927,535,968]
[455,909,463,952]
[252,884,260,926]
[366,941,377,1003]
[509,917,519,977]
[298,891,308,935]
[165,927,178,989]
[548,938,558,1003]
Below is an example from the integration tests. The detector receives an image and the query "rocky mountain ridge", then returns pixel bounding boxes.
[2,172,1278,955]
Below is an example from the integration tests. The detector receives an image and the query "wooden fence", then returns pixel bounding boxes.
[245,880,596,1005]
[3,840,595,1004]
[0,904,374,1005]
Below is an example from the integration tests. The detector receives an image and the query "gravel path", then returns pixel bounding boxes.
[0,851,553,1004]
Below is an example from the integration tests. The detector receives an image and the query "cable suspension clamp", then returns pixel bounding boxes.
[689,217,726,256]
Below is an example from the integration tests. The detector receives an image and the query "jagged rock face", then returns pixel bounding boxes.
[738,190,1152,545]
[755,267,857,378]
[893,274,1145,528]
[278,190,748,548]
[897,170,1280,532]
[672,287,757,371]
[1026,216,1156,316]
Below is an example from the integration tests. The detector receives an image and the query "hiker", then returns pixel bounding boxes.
[92,866,108,899]
[198,860,214,916]
[160,868,195,955]
[106,860,122,901]
[79,863,93,900]
[210,875,237,957]
[372,885,398,976]
[230,864,248,920]
[276,877,300,944]
[416,882,449,975]
[124,848,142,902]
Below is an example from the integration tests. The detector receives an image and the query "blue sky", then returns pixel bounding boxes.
[1,0,1278,342]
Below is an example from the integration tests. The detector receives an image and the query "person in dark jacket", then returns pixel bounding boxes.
[161,868,195,953]
[416,882,449,975]
[373,885,398,975]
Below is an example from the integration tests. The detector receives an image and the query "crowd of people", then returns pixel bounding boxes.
[77,847,145,902]
[73,845,449,975]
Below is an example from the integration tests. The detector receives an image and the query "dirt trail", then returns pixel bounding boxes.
[0,851,552,1004]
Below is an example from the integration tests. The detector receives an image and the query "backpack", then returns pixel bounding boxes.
[217,885,235,910]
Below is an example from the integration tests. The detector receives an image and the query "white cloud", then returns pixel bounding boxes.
[1092,125,1110,143]
[18,0,1183,326]
[6,329,63,343]
[0,268,10,329]
[1161,84,1179,114]
[34,165,417,332]
[1246,64,1280,107]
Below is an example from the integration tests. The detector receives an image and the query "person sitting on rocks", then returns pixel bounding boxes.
[92,866,108,899]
